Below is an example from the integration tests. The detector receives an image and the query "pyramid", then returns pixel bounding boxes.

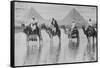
[21,7,45,25]
[59,8,88,27]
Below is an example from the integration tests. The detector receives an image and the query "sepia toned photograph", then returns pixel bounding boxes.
[11,1,98,67]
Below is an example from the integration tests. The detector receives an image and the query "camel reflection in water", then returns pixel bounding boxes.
[21,17,97,65]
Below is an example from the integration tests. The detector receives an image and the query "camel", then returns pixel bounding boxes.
[68,26,80,49]
[50,18,61,62]
[21,23,42,65]
[82,25,97,60]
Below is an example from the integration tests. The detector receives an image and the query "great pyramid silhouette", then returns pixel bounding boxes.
[21,7,45,24]
[59,8,88,27]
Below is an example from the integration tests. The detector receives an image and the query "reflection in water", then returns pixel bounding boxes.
[15,28,97,66]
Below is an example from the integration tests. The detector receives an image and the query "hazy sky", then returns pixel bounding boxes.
[15,2,97,23]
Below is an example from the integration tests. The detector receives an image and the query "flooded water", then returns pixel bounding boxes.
[15,28,97,66]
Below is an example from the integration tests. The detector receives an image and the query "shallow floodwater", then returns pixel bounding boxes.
[15,29,97,66]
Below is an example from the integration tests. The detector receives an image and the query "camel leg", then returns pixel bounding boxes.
[92,36,95,52]
[95,37,97,51]
[87,37,94,61]
[36,35,43,64]
[56,36,61,63]
[90,36,95,60]
[48,35,54,63]
[77,35,79,49]
[87,37,90,53]
[87,37,91,60]
[50,35,53,51]
[24,35,31,65]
